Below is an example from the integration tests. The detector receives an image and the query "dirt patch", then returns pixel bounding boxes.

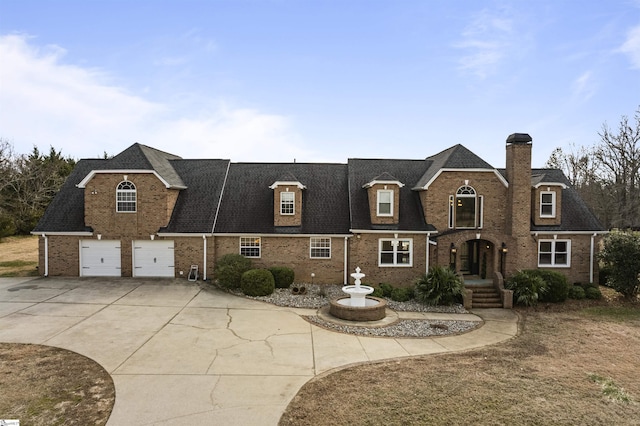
[280,296,640,426]
[0,343,115,425]
[0,235,39,276]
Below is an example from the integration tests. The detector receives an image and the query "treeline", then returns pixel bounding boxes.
[0,140,76,238]
[546,107,640,230]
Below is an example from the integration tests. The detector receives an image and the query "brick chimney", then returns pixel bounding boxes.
[505,133,532,237]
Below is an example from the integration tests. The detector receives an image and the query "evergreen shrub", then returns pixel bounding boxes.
[269,266,295,288]
[241,269,275,297]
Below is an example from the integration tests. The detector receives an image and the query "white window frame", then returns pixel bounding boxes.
[280,191,295,215]
[377,189,394,217]
[310,237,331,259]
[538,239,571,267]
[240,237,261,258]
[116,180,136,213]
[540,191,556,218]
[448,186,483,229]
[378,238,413,267]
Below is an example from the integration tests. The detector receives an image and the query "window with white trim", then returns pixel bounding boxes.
[240,237,261,258]
[538,239,570,267]
[310,237,331,258]
[116,180,136,212]
[540,191,556,217]
[377,190,393,216]
[448,185,483,229]
[280,191,295,215]
[379,238,412,267]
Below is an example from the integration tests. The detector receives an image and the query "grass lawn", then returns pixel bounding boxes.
[0,235,39,277]
[280,291,640,425]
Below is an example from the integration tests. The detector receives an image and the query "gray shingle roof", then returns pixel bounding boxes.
[214,163,350,234]
[33,159,104,233]
[413,144,494,189]
[161,159,230,233]
[110,143,186,188]
[349,159,435,232]
[529,169,604,232]
[34,143,604,236]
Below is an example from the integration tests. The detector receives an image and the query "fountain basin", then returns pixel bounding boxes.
[329,296,387,321]
[341,284,374,307]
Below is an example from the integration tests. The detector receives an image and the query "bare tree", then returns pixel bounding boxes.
[595,107,640,229]
[546,107,640,229]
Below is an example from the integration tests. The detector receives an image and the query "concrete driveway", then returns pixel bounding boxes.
[0,277,518,425]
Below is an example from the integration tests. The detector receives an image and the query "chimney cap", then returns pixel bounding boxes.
[506,133,532,144]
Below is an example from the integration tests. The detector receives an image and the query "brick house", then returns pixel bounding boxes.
[33,133,606,289]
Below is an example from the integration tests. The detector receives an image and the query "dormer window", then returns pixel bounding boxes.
[116,180,136,212]
[377,190,393,216]
[280,191,295,215]
[540,191,556,217]
[448,184,483,229]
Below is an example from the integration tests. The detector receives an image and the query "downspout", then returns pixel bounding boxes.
[203,234,207,281]
[344,236,348,285]
[590,233,596,284]
[42,234,49,277]
[425,233,431,275]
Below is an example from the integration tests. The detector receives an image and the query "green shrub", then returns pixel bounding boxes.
[371,287,384,298]
[268,266,295,288]
[581,281,599,289]
[599,230,640,299]
[241,269,275,296]
[505,270,547,307]
[379,283,394,297]
[568,285,586,300]
[390,287,413,302]
[214,254,252,289]
[585,286,602,300]
[414,267,463,306]
[598,265,612,287]
[534,270,569,303]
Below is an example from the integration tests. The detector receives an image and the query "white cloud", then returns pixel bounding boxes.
[454,8,516,79]
[0,34,308,161]
[617,25,640,69]
[572,71,596,101]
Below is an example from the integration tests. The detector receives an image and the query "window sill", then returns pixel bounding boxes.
[538,264,570,268]
[378,264,413,268]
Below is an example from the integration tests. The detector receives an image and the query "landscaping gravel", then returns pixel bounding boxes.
[225,284,480,338]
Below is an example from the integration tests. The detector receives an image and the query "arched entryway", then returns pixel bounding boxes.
[460,239,494,279]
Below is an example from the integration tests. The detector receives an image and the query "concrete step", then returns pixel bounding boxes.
[473,302,504,309]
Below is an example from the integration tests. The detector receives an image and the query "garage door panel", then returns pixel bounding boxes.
[80,240,121,277]
[133,240,175,277]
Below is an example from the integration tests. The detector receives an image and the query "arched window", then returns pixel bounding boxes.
[116,181,136,212]
[448,185,483,229]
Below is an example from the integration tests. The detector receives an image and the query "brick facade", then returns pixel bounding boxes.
[35,137,604,286]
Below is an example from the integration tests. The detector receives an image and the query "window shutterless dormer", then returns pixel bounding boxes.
[270,177,306,227]
[532,182,566,226]
[363,173,404,225]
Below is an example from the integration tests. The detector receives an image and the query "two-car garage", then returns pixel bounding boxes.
[79,239,175,277]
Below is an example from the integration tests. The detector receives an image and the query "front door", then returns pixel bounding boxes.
[460,240,480,275]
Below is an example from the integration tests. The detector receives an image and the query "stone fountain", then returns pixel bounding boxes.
[329,267,387,321]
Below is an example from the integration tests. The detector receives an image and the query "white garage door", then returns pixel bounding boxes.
[132,240,175,277]
[80,240,121,277]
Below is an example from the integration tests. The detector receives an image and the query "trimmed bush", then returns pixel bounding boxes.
[599,230,640,299]
[585,286,602,300]
[534,270,569,303]
[379,283,394,298]
[214,254,252,289]
[269,266,295,288]
[371,287,384,298]
[414,266,463,306]
[390,287,413,302]
[505,270,546,307]
[568,285,586,300]
[241,269,275,296]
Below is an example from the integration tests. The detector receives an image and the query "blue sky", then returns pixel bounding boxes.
[0,0,638,167]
